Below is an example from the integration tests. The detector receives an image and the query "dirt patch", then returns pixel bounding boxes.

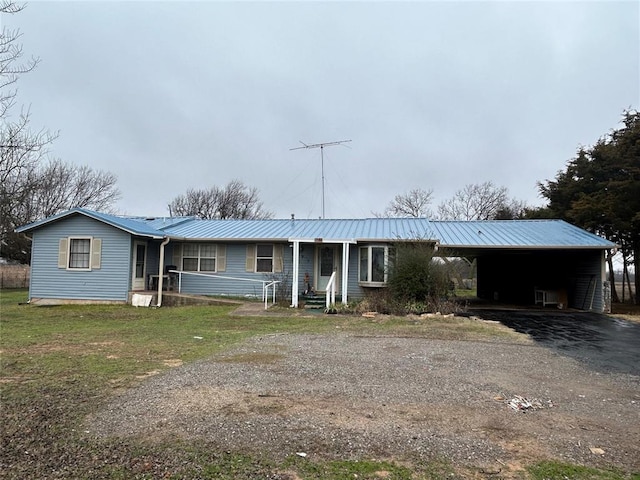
[87,333,640,477]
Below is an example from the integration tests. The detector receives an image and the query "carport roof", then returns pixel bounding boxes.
[17,209,617,250]
[430,220,617,249]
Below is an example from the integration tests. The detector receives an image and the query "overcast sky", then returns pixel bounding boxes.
[4,1,639,219]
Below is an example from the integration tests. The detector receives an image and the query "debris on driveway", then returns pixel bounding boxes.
[506,395,553,412]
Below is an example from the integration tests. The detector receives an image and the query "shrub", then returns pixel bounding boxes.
[333,244,462,316]
[387,243,452,306]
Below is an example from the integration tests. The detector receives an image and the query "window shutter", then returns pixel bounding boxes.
[58,238,68,269]
[91,238,102,269]
[245,245,255,272]
[172,244,182,268]
[274,244,284,273]
[217,244,226,272]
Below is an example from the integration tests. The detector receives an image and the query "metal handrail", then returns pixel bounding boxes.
[169,270,279,309]
[263,280,280,309]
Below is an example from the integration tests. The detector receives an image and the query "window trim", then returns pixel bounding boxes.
[182,243,218,273]
[255,243,274,273]
[358,244,390,287]
[67,236,93,271]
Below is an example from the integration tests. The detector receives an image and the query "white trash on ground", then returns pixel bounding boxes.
[506,395,553,412]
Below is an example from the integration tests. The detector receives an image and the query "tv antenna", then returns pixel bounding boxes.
[290,139,352,218]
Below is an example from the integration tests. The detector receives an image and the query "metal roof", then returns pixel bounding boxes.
[16,209,616,250]
[140,216,195,231]
[164,217,614,249]
[165,218,435,242]
[430,220,617,249]
[15,208,166,238]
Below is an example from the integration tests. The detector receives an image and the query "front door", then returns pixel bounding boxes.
[316,245,340,292]
[132,241,147,290]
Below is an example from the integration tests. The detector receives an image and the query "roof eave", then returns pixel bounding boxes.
[439,244,616,250]
[15,208,165,239]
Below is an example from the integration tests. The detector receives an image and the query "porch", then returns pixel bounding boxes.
[128,290,244,307]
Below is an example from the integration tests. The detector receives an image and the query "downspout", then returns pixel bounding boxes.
[157,236,170,307]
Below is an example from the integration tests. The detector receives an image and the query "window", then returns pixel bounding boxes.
[246,244,283,273]
[69,238,91,269]
[182,244,217,272]
[359,245,390,285]
[58,237,101,271]
[134,243,145,279]
[256,244,273,273]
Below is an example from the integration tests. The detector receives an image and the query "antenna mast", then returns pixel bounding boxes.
[290,139,351,218]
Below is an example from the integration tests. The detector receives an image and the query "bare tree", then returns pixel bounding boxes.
[0,2,53,262]
[493,198,528,220]
[169,179,273,219]
[375,187,434,218]
[1,2,120,262]
[32,160,120,218]
[169,188,219,219]
[0,1,39,118]
[436,181,525,220]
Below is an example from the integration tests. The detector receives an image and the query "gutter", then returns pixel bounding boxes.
[157,236,171,307]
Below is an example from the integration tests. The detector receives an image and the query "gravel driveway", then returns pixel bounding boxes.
[88,331,640,475]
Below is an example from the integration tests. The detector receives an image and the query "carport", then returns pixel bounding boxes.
[431,220,616,313]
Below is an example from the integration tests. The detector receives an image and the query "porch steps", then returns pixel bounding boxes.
[300,294,342,310]
[302,294,326,309]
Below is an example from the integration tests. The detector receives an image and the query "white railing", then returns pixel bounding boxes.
[263,280,280,309]
[325,271,337,311]
[170,270,279,310]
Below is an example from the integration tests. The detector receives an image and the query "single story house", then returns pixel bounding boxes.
[16,208,617,312]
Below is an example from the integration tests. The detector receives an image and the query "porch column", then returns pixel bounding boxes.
[156,237,170,307]
[341,242,349,304]
[291,240,300,307]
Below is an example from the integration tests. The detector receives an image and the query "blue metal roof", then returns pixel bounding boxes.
[165,218,435,242]
[16,209,616,249]
[16,208,166,238]
[430,220,616,249]
[140,216,195,231]
[164,217,614,248]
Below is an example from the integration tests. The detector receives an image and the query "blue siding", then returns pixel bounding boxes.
[29,215,132,301]
[347,244,365,299]
[179,243,293,298]
[173,241,389,302]
[296,243,315,292]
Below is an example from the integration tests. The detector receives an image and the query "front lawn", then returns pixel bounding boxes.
[1,289,636,480]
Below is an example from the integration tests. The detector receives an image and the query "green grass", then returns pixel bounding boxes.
[453,287,478,298]
[527,461,640,480]
[0,289,636,479]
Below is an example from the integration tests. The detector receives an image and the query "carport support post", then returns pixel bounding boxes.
[602,250,611,313]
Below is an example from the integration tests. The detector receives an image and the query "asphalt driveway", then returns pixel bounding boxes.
[465,309,640,376]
